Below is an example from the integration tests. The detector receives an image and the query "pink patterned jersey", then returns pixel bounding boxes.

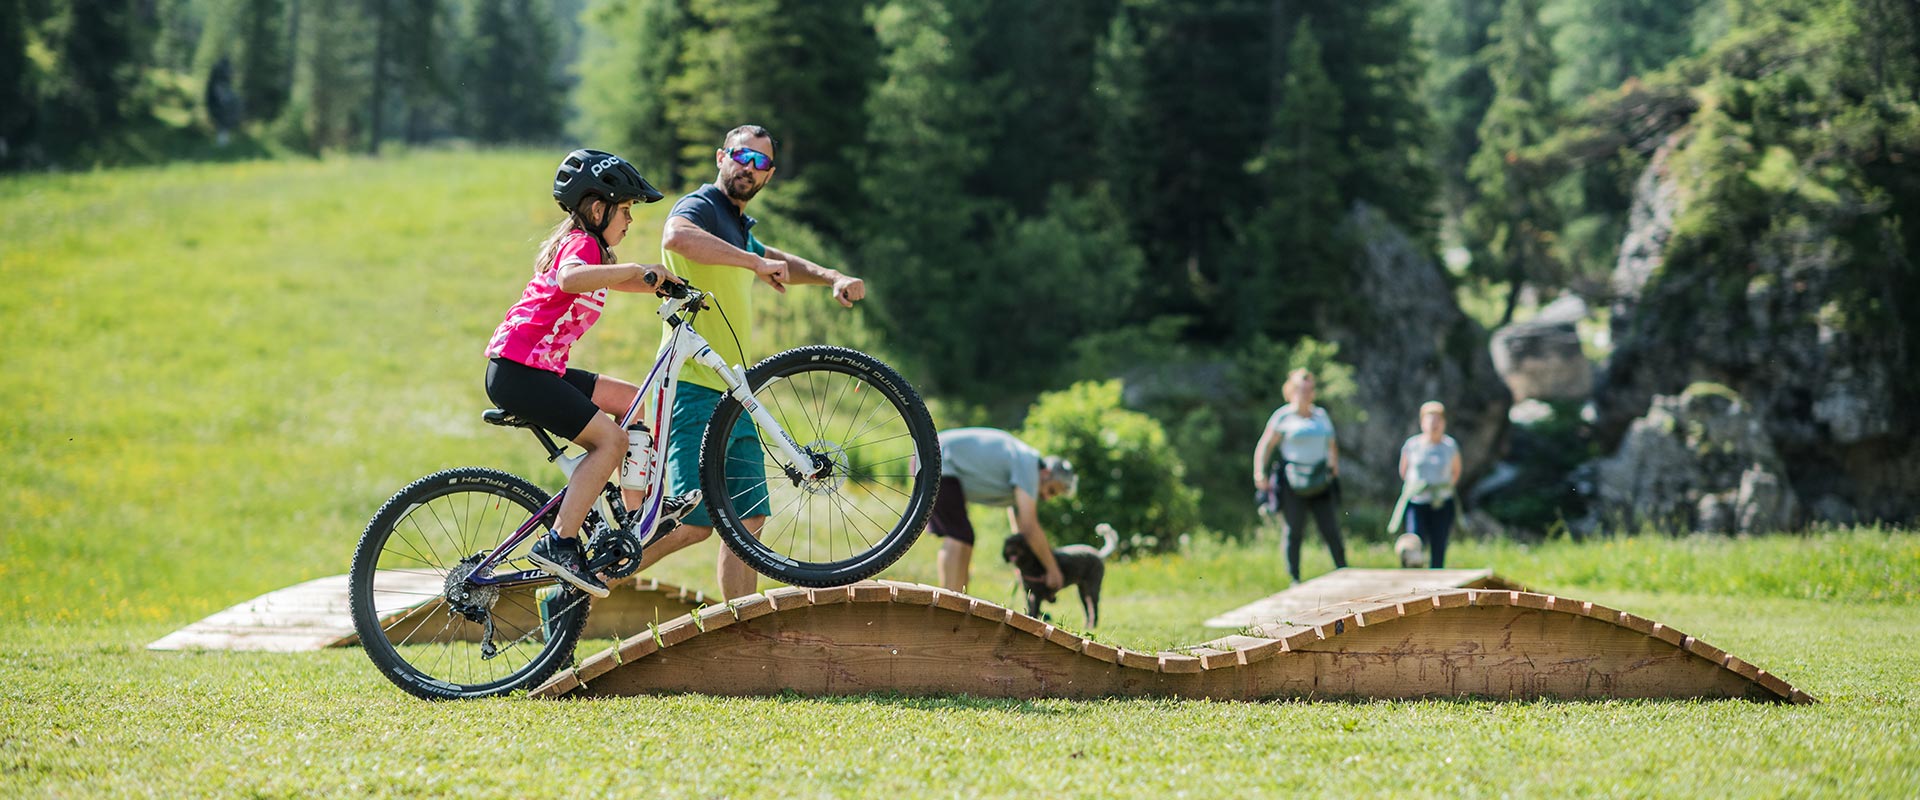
[484,231,609,374]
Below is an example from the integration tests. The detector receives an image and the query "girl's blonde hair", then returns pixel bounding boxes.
[1282,368,1317,403]
[532,197,613,274]
[1420,401,1447,418]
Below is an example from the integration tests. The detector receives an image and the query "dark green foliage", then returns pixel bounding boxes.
[0,0,33,161]
[1655,0,1920,385]
[1230,19,1349,339]
[854,0,995,395]
[1418,0,1502,214]
[462,0,562,143]
[1466,0,1562,325]
[665,0,874,226]
[1478,400,1593,533]
[1546,0,1703,101]
[45,0,141,132]
[575,0,685,178]
[233,0,292,125]
[1018,380,1202,555]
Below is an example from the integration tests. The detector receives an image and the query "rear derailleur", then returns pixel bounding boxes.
[445,554,503,660]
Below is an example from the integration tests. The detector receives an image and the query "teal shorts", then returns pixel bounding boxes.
[665,382,771,527]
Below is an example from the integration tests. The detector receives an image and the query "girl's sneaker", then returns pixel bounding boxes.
[639,490,703,546]
[528,533,609,598]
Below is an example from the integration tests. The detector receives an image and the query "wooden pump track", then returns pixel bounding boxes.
[532,580,1814,704]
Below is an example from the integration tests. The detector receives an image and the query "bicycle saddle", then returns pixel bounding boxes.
[481,409,537,429]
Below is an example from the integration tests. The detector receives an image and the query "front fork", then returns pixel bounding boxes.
[694,348,822,481]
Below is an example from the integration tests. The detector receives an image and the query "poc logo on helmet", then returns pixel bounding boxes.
[589,157,618,177]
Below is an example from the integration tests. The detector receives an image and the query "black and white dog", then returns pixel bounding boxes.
[1002,523,1118,628]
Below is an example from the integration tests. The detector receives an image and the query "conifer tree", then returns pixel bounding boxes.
[856,0,997,392]
[0,0,33,160]
[232,0,292,125]
[462,0,561,142]
[1467,0,1561,325]
[575,0,685,179]
[1232,18,1348,338]
[1418,0,1502,218]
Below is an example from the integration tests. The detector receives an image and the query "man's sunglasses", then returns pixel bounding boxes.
[726,147,774,171]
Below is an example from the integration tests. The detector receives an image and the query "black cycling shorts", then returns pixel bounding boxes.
[484,357,601,440]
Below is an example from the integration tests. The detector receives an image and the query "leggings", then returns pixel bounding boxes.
[1278,481,1346,582]
[1407,499,1456,568]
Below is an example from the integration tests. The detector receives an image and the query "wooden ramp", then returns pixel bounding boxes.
[533,581,1814,704]
[1204,567,1524,629]
[147,574,713,652]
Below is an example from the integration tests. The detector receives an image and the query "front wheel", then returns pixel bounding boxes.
[701,346,940,587]
[348,467,590,700]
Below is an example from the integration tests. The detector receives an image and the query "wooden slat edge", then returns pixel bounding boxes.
[1082,640,1120,664]
[1682,636,1728,665]
[616,632,660,663]
[1005,611,1048,635]
[695,603,738,634]
[968,599,1012,623]
[887,584,939,606]
[656,617,703,648]
[573,647,622,683]
[729,595,776,622]
[765,587,812,611]
[532,668,580,698]
[1157,653,1204,673]
[849,583,893,603]
[807,586,855,606]
[1044,626,1087,652]
[932,591,973,614]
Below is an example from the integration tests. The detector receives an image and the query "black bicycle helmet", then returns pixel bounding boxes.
[552,149,664,214]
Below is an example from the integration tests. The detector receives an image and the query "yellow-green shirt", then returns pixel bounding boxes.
[659,184,767,392]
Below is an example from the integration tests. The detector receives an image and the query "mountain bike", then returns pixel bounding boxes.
[348,280,940,700]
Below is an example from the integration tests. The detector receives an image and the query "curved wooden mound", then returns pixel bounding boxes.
[534,581,1814,704]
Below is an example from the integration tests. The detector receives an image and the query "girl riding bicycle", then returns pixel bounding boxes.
[483,149,688,598]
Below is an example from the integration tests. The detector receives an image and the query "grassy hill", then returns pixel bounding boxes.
[2,151,1917,797]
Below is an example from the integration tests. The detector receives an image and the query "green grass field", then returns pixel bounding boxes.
[4,151,1918,797]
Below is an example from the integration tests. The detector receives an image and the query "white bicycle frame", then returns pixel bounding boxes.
[555,286,822,544]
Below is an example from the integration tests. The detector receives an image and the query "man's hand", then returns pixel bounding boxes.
[755,256,789,293]
[831,275,865,307]
[1044,563,1064,591]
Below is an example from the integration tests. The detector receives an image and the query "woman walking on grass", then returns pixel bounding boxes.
[1253,368,1347,583]
[1399,401,1463,568]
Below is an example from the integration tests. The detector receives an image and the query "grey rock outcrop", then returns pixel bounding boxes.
[1592,386,1798,534]
[1592,132,1920,528]
[1319,202,1512,499]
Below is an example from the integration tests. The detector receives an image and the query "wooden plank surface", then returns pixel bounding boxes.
[1203,568,1520,629]
[148,572,710,652]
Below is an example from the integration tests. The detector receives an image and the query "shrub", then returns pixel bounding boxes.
[1019,380,1203,556]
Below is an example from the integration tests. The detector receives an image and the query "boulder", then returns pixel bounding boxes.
[1591,385,1800,534]
[1318,202,1512,499]
[1490,296,1594,402]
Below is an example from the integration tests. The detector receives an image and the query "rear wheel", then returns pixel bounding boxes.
[701,346,940,587]
[348,467,589,700]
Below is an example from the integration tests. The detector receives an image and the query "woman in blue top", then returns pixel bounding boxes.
[1399,401,1463,568]
[1253,368,1347,583]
